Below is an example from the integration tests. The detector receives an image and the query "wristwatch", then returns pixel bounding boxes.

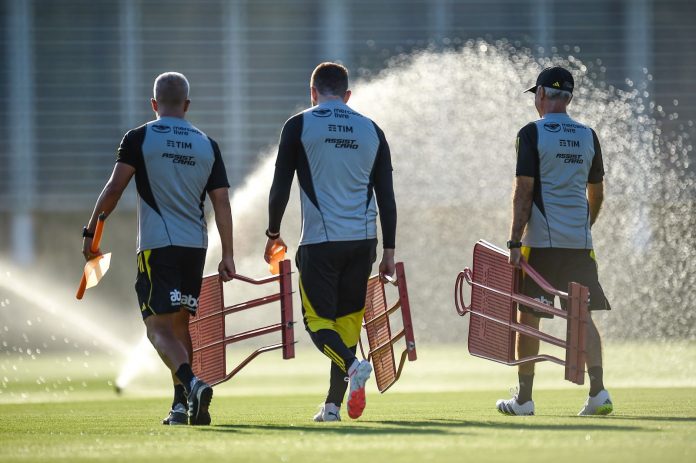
[82,226,95,239]
[506,240,522,249]
[265,229,280,239]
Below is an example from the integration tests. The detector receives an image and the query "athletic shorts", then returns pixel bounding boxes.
[519,247,611,319]
[296,239,377,347]
[135,246,206,320]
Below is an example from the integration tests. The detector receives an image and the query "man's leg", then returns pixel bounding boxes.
[585,314,604,396]
[144,312,195,387]
[516,311,541,404]
[162,309,192,425]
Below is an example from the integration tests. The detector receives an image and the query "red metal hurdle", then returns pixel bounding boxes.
[454,240,588,385]
[189,260,295,386]
[359,262,417,392]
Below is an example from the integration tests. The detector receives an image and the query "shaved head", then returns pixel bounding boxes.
[153,72,190,109]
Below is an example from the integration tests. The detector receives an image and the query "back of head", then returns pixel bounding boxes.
[310,62,349,97]
[153,72,190,111]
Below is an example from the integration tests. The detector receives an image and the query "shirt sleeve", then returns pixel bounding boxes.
[205,138,230,192]
[515,122,538,178]
[588,129,605,184]
[372,123,397,249]
[116,130,139,167]
[268,114,302,233]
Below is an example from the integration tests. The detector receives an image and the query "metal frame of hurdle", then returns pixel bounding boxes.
[359,262,417,392]
[189,260,295,386]
[454,240,588,385]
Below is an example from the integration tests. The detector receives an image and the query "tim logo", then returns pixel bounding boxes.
[152,124,171,134]
[543,122,561,133]
[312,109,332,118]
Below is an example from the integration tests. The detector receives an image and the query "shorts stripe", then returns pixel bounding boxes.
[143,250,155,315]
[299,276,336,333]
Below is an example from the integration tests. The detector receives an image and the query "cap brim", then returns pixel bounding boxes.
[525,85,537,94]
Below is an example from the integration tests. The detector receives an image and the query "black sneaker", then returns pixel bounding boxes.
[188,377,213,425]
[162,403,188,425]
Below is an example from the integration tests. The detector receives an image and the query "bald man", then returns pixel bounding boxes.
[81,72,235,426]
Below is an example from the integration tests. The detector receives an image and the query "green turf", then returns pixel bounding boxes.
[1,345,695,462]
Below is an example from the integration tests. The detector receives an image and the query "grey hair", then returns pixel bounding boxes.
[153,72,190,107]
[541,86,572,102]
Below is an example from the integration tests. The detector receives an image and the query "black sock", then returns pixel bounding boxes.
[517,373,534,404]
[588,366,604,397]
[175,363,195,394]
[172,383,187,408]
[326,345,356,406]
[308,329,358,373]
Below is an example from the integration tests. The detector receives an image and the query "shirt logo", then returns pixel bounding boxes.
[152,124,171,133]
[324,138,359,149]
[312,109,332,118]
[543,122,561,133]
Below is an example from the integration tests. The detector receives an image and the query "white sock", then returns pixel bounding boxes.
[347,359,360,376]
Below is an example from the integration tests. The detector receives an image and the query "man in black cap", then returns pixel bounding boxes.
[497,66,613,416]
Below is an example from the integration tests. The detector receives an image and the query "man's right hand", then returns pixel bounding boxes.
[509,247,522,268]
[264,236,287,263]
[218,255,236,282]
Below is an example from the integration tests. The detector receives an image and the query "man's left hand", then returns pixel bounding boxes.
[509,247,522,268]
[379,248,396,283]
[82,238,101,261]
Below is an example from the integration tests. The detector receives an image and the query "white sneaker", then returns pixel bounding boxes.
[313,403,341,422]
[578,389,613,416]
[496,395,535,416]
[347,360,372,419]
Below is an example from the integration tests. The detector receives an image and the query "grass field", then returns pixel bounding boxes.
[1,344,695,463]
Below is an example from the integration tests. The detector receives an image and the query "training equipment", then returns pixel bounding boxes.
[347,360,373,419]
[496,395,535,416]
[188,377,213,426]
[359,262,417,393]
[268,242,287,275]
[313,403,341,422]
[76,212,112,300]
[455,240,588,385]
[578,389,613,416]
[189,260,295,387]
[162,403,188,425]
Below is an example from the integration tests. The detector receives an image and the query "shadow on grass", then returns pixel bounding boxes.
[603,415,696,423]
[202,418,647,435]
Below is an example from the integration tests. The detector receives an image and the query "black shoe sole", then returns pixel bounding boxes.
[190,385,213,426]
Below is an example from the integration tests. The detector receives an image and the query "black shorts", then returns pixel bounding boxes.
[519,247,611,319]
[135,246,207,320]
[296,239,377,343]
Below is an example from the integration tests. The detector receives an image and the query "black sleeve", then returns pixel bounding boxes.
[116,129,140,167]
[515,122,538,177]
[268,114,302,233]
[588,129,605,184]
[205,138,230,192]
[372,123,397,249]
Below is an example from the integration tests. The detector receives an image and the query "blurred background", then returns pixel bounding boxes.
[1,0,695,399]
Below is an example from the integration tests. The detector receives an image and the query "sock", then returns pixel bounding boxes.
[517,373,534,404]
[326,345,357,406]
[172,383,187,408]
[308,329,358,373]
[588,366,604,397]
[175,363,195,394]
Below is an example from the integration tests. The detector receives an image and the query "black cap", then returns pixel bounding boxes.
[525,66,574,94]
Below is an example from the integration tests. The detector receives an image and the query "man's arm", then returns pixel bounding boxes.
[264,115,301,262]
[208,187,236,281]
[82,162,135,259]
[372,124,397,280]
[508,176,534,267]
[587,181,604,226]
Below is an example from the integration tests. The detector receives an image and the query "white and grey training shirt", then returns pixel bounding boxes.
[268,100,397,248]
[516,112,605,249]
[116,117,229,253]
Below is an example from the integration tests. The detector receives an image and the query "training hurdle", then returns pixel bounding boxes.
[454,240,588,385]
[359,262,417,392]
[189,260,295,386]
